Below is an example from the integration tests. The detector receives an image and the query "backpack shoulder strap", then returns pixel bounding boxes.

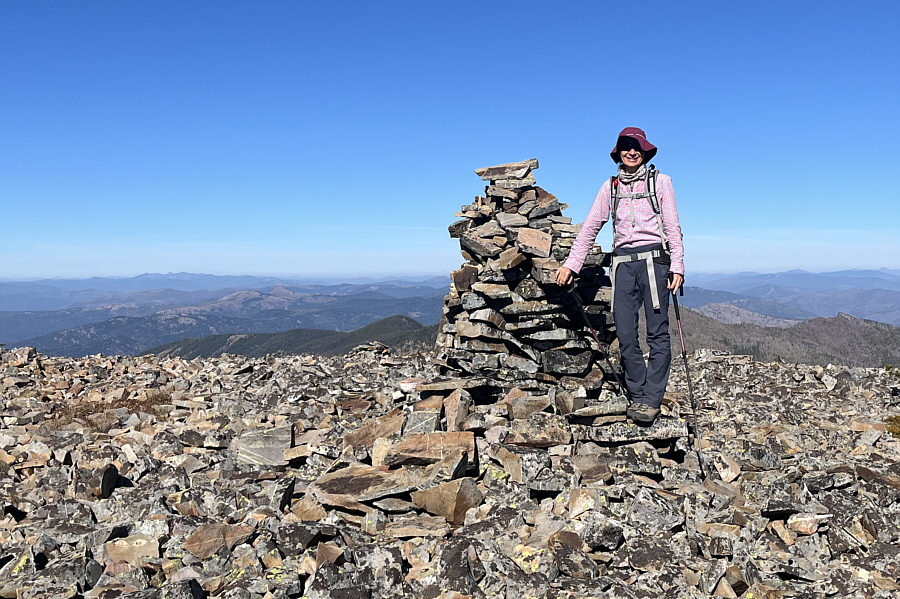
[647,165,660,213]
[609,175,619,223]
[646,165,669,253]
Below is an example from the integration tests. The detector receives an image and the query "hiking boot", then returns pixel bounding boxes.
[626,402,660,425]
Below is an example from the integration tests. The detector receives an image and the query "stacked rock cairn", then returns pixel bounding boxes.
[435,158,620,406]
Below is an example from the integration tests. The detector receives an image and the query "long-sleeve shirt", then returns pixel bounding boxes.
[563,172,684,275]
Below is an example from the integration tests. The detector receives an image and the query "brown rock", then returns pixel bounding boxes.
[382,432,476,468]
[443,389,470,433]
[507,394,551,420]
[713,454,741,483]
[516,228,552,258]
[105,534,159,567]
[291,495,327,521]
[315,542,345,571]
[786,513,831,535]
[310,463,418,509]
[343,410,405,450]
[411,477,483,525]
[490,246,525,270]
[384,513,451,538]
[451,265,479,293]
[455,320,502,340]
[474,158,538,181]
[184,524,228,560]
[494,446,524,483]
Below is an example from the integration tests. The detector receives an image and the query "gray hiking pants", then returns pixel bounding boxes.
[612,244,671,408]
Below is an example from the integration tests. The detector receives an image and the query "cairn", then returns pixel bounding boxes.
[435,159,616,397]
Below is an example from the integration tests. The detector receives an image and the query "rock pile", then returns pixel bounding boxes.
[436,159,616,391]
[2,341,899,598]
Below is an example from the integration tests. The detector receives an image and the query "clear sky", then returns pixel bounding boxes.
[2,1,898,279]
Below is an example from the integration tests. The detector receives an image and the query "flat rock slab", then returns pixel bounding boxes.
[383,432,476,468]
[569,396,628,417]
[230,425,292,466]
[184,523,254,560]
[570,418,688,443]
[104,534,159,567]
[342,411,405,449]
[384,513,451,538]
[516,228,552,258]
[310,463,418,508]
[474,159,538,181]
[416,378,492,393]
[505,413,572,447]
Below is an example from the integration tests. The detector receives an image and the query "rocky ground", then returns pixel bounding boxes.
[1,343,899,599]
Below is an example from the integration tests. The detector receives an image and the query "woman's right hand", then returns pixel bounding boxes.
[555,266,574,286]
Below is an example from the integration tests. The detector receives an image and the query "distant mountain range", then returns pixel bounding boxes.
[669,308,900,368]
[2,269,899,359]
[149,310,899,368]
[150,315,438,359]
[684,269,900,325]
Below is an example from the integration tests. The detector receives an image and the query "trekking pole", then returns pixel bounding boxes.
[671,289,707,479]
[566,283,628,393]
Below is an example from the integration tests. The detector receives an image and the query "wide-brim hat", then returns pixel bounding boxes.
[610,127,657,163]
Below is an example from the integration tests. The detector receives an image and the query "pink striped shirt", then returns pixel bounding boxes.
[563,172,684,275]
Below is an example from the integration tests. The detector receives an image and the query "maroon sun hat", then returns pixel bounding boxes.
[610,126,657,163]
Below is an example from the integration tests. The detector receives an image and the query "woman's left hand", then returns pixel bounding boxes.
[667,273,684,293]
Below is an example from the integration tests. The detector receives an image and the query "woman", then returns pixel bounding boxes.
[556,127,684,425]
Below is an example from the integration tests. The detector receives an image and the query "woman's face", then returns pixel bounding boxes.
[620,145,644,169]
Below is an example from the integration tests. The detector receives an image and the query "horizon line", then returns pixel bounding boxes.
[2,266,900,283]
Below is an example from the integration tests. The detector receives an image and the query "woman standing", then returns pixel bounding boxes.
[556,127,684,425]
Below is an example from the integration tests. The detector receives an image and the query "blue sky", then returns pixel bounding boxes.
[1,1,898,279]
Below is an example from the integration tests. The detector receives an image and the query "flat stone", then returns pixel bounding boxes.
[230,425,292,466]
[493,172,536,189]
[415,378,491,392]
[384,513,451,538]
[460,233,502,258]
[343,411,405,450]
[471,282,513,299]
[516,228,552,258]
[490,246,525,270]
[404,409,439,435]
[508,394,552,420]
[382,432,477,468]
[505,413,571,447]
[496,212,528,228]
[569,396,628,417]
[184,523,253,560]
[474,158,539,181]
[456,320,502,340]
[468,308,506,329]
[571,418,688,442]
[485,185,519,200]
[310,463,418,508]
[104,534,159,567]
[500,301,562,316]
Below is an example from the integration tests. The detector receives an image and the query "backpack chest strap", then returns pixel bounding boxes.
[615,191,651,199]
